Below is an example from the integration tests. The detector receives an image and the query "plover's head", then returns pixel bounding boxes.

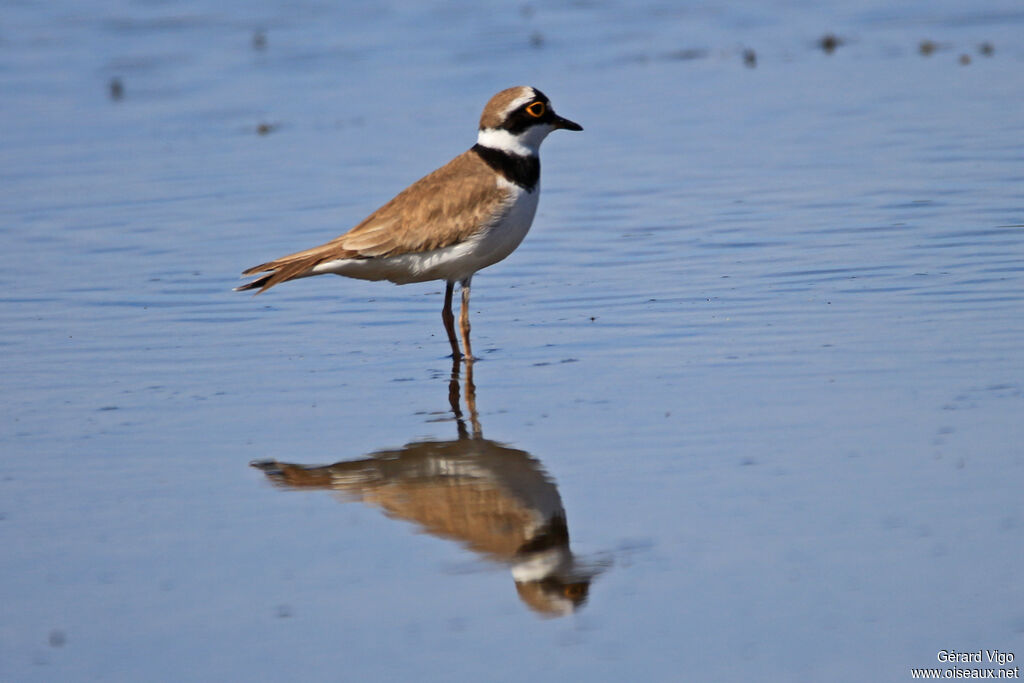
[477,86,582,156]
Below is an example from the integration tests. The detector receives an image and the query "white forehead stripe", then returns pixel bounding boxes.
[500,88,536,117]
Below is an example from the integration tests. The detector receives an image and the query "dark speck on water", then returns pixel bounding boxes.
[742,48,757,67]
[667,48,707,61]
[818,33,843,54]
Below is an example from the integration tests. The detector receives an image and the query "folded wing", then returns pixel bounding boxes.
[237,150,511,292]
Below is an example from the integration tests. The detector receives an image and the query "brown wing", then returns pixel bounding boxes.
[237,149,511,292]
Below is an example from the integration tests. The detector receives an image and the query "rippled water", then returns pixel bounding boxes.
[3,1,1023,681]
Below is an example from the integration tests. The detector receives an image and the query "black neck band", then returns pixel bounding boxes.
[471,144,539,192]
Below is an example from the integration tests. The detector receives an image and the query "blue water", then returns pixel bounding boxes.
[2,1,1023,681]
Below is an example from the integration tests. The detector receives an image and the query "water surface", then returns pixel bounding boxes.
[2,1,1023,681]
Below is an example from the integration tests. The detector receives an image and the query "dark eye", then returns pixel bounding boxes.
[525,101,546,118]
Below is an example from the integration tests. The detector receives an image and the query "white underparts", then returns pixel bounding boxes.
[309,176,540,285]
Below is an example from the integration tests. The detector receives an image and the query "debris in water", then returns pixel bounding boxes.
[818,33,842,54]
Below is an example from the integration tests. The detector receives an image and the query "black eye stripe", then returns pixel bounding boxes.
[503,101,554,134]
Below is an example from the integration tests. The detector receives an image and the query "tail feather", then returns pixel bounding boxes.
[234,260,313,293]
[233,272,273,292]
[250,460,335,487]
[250,459,378,489]
[235,254,329,294]
[236,239,361,294]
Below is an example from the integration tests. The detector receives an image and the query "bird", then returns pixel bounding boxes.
[252,439,595,616]
[236,86,582,360]
[250,360,601,617]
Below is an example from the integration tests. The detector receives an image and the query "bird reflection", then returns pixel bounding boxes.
[251,359,598,617]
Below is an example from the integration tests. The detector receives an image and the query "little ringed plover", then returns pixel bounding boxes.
[236,86,582,360]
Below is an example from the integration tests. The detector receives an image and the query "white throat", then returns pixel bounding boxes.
[476,124,554,157]
[511,547,570,583]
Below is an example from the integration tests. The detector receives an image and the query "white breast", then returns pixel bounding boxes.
[468,178,539,273]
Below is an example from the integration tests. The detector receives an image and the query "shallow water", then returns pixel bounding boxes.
[2,1,1023,681]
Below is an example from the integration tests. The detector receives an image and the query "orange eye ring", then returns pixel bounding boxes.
[525,101,546,118]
